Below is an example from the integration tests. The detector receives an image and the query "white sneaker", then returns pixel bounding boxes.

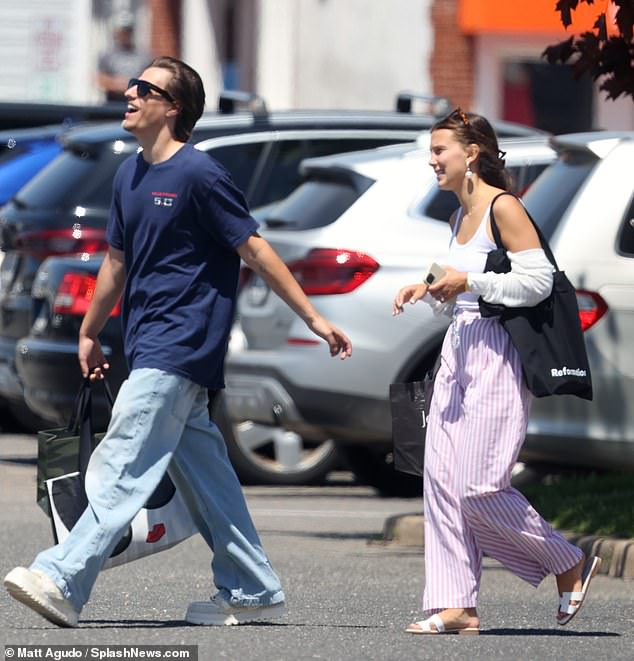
[4,567,79,627]
[186,593,288,626]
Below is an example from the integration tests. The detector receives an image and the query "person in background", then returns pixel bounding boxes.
[97,11,152,102]
[4,56,352,628]
[392,108,601,635]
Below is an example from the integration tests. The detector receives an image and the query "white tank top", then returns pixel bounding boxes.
[447,205,497,311]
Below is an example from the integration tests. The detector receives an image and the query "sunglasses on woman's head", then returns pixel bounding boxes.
[128,78,174,103]
[450,107,470,126]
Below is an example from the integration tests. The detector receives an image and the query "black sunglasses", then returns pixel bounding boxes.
[128,78,174,103]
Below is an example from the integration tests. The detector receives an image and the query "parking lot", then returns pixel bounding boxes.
[1,431,633,660]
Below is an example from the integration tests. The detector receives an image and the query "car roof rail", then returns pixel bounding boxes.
[396,92,451,117]
[217,90,268,118]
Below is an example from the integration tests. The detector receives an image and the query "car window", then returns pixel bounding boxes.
[13,149,126,209]
[205,141,266,197]
[523,154,597,240]
[415,163,552,224]
[263,174,373,230]
[618,198,634,257]
[252,137,409,208]
[418,189,459,222]
[512,163,551,196]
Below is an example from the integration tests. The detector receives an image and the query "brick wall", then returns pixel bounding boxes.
[149,0,181,57]
[430,0,474,110]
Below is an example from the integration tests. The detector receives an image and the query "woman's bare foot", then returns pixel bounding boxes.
[406,607,480,633]
[555,556,584,621]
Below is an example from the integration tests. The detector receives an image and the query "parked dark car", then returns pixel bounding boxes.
[0,101,127,132]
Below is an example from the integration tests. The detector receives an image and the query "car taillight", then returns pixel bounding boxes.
[15,227,108,257]
[576,289,607,332]
[53,273,121,317]
[287,248,379,295]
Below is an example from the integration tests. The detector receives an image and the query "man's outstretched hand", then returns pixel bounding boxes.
[308,316,352,359]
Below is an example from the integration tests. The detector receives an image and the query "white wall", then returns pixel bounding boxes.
[257,0,433,110]
[0,0,93,103]
[181,0,223,109]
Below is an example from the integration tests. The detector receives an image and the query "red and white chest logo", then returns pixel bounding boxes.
[152,191,178,207]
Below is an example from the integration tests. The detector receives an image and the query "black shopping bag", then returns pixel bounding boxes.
[40,378,197,569]
[389,381,427,477]
[389,354,440,477]
[479,193,592,400]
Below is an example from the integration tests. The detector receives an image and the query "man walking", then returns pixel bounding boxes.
[4,56,352,628]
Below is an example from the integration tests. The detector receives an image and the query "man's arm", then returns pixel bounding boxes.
[237,234,352,359]
[78,246,127,378]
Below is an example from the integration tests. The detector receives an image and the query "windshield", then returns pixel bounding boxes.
[13,147,128,210]
[523,152,597,240]
[264,174,374,230]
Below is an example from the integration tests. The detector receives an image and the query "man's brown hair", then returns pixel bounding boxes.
[149,56,205,142]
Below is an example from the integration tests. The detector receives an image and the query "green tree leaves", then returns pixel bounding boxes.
[544,1,634,100]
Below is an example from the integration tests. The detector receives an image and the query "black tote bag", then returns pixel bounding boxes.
[389,381,427,477]
[389,354,440,476]
[479,192,593,400]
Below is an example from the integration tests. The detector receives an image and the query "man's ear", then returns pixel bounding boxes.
[166,103,180,119]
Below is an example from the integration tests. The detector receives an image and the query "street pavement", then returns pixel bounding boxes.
[1,433,632,660]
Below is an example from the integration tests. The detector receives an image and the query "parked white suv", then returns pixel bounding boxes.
[222,136,557,495]
[521,132,634,472]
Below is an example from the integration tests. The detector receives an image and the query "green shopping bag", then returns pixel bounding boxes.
[36,379,110,515]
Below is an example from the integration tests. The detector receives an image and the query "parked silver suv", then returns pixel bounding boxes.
[223,136,557,495]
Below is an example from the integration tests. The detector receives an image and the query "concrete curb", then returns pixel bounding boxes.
[381,514,634,579]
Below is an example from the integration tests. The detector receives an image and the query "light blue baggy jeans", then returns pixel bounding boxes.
[31,368,285,612]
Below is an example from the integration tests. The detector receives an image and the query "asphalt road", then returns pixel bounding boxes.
[1,433,632,660]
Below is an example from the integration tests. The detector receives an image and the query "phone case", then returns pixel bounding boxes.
[424,262,446,285]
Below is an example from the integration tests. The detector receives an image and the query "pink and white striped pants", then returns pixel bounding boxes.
[422,310,582,614]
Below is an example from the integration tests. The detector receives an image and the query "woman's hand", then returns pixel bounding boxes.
[427,266,468,302]
[392,283,428,316]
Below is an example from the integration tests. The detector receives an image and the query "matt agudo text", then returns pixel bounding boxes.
[5,646,196,660]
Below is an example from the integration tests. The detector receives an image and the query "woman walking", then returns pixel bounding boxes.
[392,109,600,634]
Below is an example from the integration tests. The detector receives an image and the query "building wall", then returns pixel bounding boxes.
[149,0,180,56]
[180,0,222,109]
[429,0,473,110]
[256,0,433,111]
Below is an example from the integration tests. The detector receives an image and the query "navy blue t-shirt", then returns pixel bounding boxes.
[106,143,258,388]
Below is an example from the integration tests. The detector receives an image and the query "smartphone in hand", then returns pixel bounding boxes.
[424,262,446,286]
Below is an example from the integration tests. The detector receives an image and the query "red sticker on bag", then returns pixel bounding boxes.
[146,523,166,543]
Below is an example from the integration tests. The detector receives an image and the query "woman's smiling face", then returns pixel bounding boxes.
[428,128,469,191]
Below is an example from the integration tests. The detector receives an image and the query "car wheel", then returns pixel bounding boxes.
[340,445,422,498]
[210,393,340,485]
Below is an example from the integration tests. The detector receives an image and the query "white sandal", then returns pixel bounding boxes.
[406,613,480,635]
[557,555,602,626]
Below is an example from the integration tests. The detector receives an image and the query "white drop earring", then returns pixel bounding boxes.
[465,161,473,178]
